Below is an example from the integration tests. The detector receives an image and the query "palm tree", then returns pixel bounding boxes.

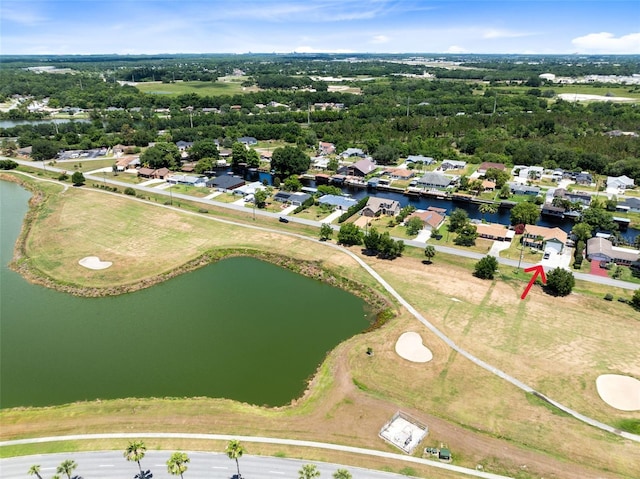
[57,460,77,479]
[479,202,498,222]
[424,245,436,263]
[333,469,352,479]
[28,465,43,479]
[225,439,245,478]
[298,464,320,479]
[124,440,147,474]
[166,452,189,479]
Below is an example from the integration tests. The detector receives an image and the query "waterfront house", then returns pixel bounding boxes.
[206,175,245,191]
[587,237,639,265]
[476,223,514,242]
[522,225,568,253]
[509,183,540,196]
[541,203,565,217]
[553,188,592,206]
[407,208,445,231]
[338,158,377,177]
[361,197,401,217]
[273,191,311,206]
[620,197,640,213]
[318,194,357,211]
[384,168,414,180]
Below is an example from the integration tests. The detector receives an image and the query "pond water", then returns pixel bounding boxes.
[0,181,371,408]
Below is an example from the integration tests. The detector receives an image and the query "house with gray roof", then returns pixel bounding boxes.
[416,172,455,190]
[361,197,401,217]
[406,155,436,165]
[607,175,635,190]
[440,159,466,170]
[587,237,639,266]
[273,191,311,206]
[318,194,357,211]
[237,136,258,146]
[509,183,540,196]
[207,175,245,191]
[341,147,365,158]
[338,158,377,177]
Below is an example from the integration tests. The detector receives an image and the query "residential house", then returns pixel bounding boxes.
[175,140,194,151]
[522,225,568,253]
[237,136,258,146]
[509,183,540,196]
[406,155,436,165]
[607,175,635,190]
[575,172,593,185]
[384,168,414,180]
[476,223,514,242]
[153,167,171,179]
[137,167,156,178]
[206,175,245,191]
[416,172,455,190]
[516,166,543,180]
[341,148,365,158]
[112,144,133,157]
[541,203,565,217]
[407,208,445,231]
[620,197,640,213]
[317,194,357,211]
[481,180,496,192]
[311,156,330,170]
[440,159,466,171]
[553,188,592,206]
[273,191,311,206]
[477,162,506,175]
[338,158,377,177]
[361,197,401,217]
[166,174,206,187]
[234,181,266,197]
[115,155,139,171]
[318,141,336,155]
[587,237,639,265]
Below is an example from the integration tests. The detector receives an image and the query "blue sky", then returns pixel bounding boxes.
[1,0,639,55]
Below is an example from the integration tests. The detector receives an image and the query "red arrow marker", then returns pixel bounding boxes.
[521,265,547,300]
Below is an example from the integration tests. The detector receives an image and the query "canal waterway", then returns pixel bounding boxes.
[0,181,371,409]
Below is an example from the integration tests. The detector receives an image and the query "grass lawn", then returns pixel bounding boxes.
[169,184,211,197]
[135,80,258,97]
[2,172,640,479]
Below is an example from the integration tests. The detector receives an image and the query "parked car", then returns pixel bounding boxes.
[279,217,289,223]
[543,252,550,259]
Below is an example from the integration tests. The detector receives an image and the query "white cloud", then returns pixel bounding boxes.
[482,28,534,39]
[571,32,640,54]
[293,45,355,54]
[0,4,46,26]
[446,45,468,54]
[371,35,389,44]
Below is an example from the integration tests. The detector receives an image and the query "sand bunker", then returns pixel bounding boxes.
[595,374,640,411]
[79,256,113,270]
[395,332,433,363]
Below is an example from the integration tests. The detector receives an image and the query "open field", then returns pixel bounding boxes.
[493,84,640,101]
[134,79,258,97]
[2,174,640,479]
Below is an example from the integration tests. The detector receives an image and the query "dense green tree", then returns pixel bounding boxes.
[405,216,424,235]
[372,144,399,165]
[474,255,498,279]
[545,268,575,296]
[483,167,510,188]
[377,232,404,259]
[254,188,268,208]
[282,175,302,191]
[448,208,469,233]
[337,222,363,246]
[424,245,436,263]
[31,139,59,161]
[189,139,220,161]
[225,440,245,479]
[454,223,478,246]
[319,223,333,241]
[166,452,189,479]
[317,185,342,196]
[510,201,540,225]
[246,148,260,168]
[479,202,498,221]
[298,464,320,479]
[0,159,18,170]
[141,142,181,169]
[71,172,85,186]
[571,222,593,243]
[498,183,511,199]
[580,205,618,232]
[231,142,248,166]
[56,460,77,479]
[363,227,381,252]
[271,145,311,177]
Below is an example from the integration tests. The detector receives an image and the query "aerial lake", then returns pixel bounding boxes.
[0,181,371,408]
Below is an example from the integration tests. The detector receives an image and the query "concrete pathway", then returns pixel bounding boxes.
[415,229,431,242]
[204,191,223,200]
[139,178,165,187]
[320,210,342,223]
[488,240,511,257]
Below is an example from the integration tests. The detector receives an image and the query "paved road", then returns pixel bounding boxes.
[0,438,511,479]
[3,162,639,446]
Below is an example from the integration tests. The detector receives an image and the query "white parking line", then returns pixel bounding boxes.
[98,465,114,467]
